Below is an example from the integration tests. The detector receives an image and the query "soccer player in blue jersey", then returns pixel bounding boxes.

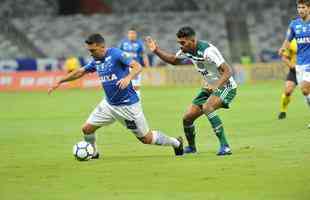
[119,28,149,97]
[279,0,310,128]
[48,33,183,158]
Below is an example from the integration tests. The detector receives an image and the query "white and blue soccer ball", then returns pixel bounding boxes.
[73,141,94,161]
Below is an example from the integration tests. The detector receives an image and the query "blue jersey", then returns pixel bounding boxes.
[287,17,310,66]
[83,47,139,106]
[119,38,145,66]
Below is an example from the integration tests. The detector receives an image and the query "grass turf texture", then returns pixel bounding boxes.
[0,81,309,200]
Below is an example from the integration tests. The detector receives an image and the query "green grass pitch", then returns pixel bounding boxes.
[0,81,309,200]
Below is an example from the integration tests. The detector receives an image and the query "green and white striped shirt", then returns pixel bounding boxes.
[176,40,237,89]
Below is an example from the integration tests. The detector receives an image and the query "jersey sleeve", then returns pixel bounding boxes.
[203,45,225,67]
[286,21,295,42]
[116,49,133,66]
[83,60,96,72]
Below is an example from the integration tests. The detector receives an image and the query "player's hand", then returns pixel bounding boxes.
[278,47,286,56]
[48,82,61,95]
[117,76,131,89]
[204,84,217,92]
[145,36,158,52]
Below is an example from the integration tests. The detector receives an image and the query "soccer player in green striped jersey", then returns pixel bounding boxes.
[145,26,237,155]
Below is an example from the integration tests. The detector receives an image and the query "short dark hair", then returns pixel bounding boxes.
[128,27,137,32]
[85,33,105,45]
[297,0,310,6]
[176,26,196,38]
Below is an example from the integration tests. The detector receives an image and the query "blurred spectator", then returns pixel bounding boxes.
[64,56,81,73]
[259,49,280,62]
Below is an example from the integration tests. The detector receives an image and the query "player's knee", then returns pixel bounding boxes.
[202,104,215,114]
[138,136,152,144]
[183,116,194,126]
[138,131,153,144]
[301,86,310,96]
[285,90,293,96]
[285,87,294,96]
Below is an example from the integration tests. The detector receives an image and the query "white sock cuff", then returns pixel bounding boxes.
[207,112,217,119]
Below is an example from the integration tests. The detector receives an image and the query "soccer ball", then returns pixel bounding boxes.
[72,141,94,161]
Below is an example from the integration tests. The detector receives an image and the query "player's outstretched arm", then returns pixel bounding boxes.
[117,60,142,89]
[145,36,182,65]
[143,53,150,67]
[48,68,88,94]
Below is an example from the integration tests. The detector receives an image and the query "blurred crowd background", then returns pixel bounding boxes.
[0,0,296,67]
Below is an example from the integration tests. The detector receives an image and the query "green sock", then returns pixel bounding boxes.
[206,112,229,147]
[184,124,196,148]
[84,133,97,153]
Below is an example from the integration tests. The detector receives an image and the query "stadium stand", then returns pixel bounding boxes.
[248,6,286,61]
[11,11,229,59]
[0,0,58,18]
[0,0,296,62]
[0,33,25,59]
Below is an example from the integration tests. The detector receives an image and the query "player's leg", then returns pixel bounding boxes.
[278,70,297,119]
[202,87,237,156]
[183,104,203,153]
[183,89,210,153]
[114,102,183,156]
[300,68,310,107]
[137,130,183,156]
[301,81,310,106]
[82,123,100,158]
[83,99,116,158]
[301,81,310,105]
[300,80,310,128]
[297,65,310,128]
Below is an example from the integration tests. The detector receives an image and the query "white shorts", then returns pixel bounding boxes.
[132,73,142,87]
[296,65,310,84]
[86,99,149,138]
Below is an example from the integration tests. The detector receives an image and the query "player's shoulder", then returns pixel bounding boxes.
[110,47,132,61]
[103,48,122,60]
[109,47,123,55]
[199,41,219,53]
[289,16,302,26]
[198,40,211,49]
[202,41,224,60]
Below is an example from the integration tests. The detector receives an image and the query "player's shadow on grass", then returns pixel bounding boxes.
[100,151,214,162]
